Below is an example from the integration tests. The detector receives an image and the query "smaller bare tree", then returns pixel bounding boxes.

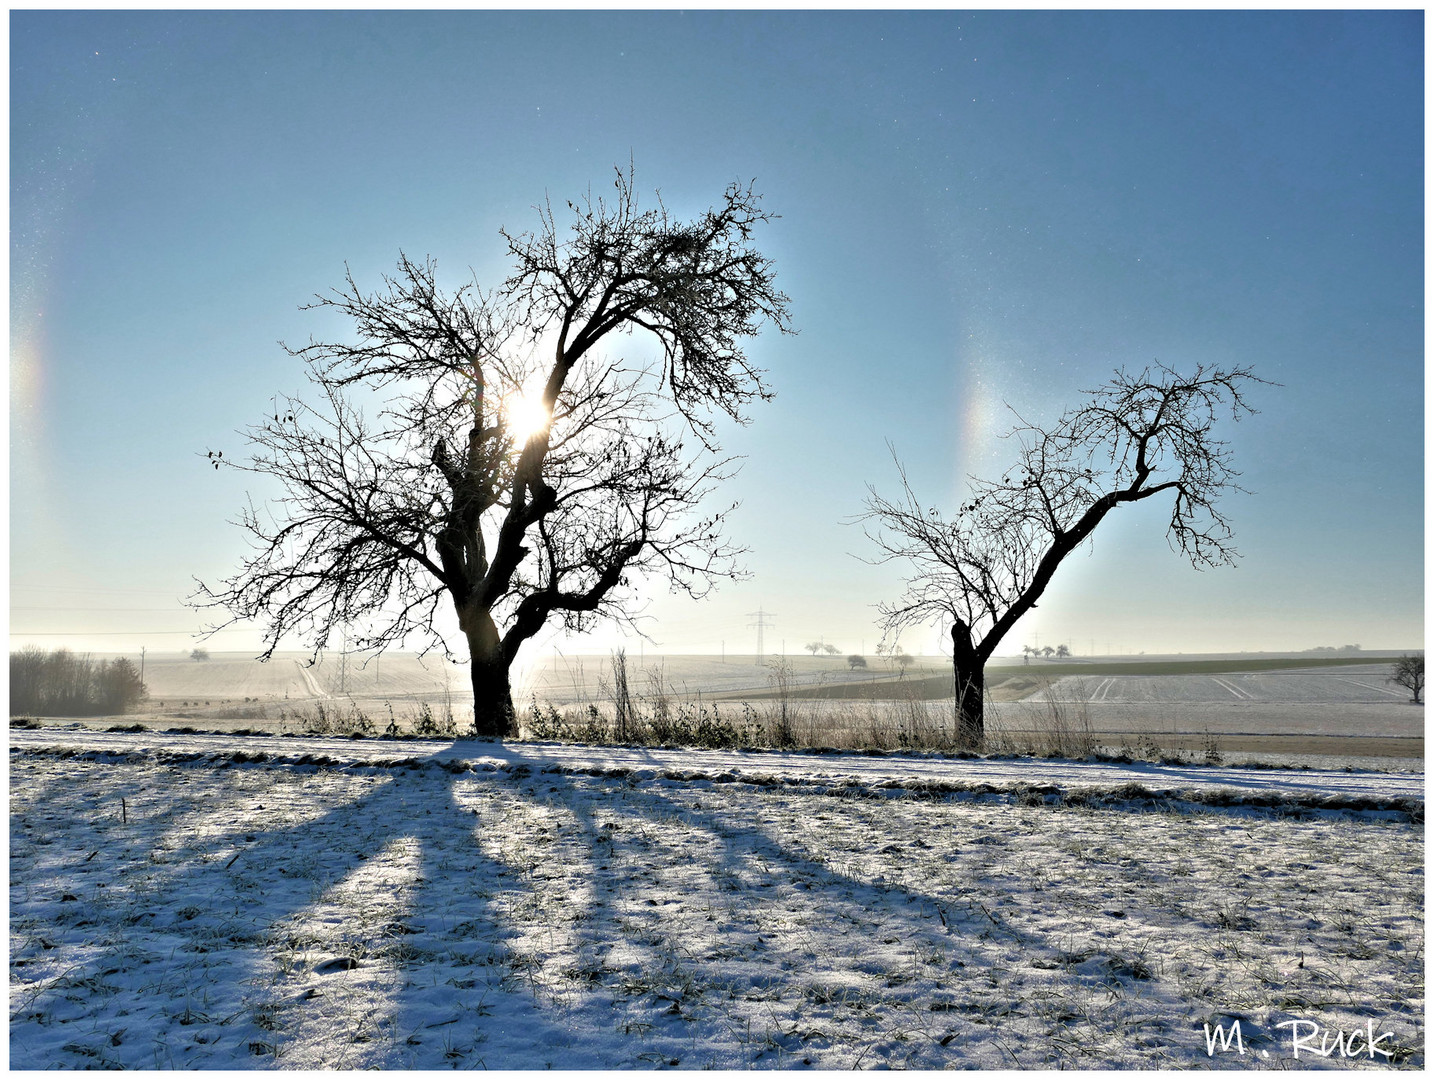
[863,364,1264,746]
[1389,653,1424,704]
[804,641,824,657]
[821,642,841,657]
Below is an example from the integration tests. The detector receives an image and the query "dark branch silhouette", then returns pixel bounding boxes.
[863,363,1266,746]
[195,167,792,735]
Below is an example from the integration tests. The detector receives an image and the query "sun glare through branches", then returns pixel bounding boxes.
[503,390,551,444]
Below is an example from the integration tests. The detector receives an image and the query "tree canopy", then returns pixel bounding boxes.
[198,168,792,734]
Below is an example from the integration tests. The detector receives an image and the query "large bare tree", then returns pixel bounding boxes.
[197,169,792,735]
[863,364,1263,746]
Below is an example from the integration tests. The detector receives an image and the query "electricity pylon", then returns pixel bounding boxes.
[747,607,776,666]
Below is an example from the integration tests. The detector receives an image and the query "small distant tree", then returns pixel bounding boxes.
[1056,643,1070,658]
[864,364,1263,746]
[847,654,868,670]
[1041,645,1055,658]
[894,651,914,674]
[804,641,824,657]
[1389,654,1424,704]
[190,648,210,661]
[821,642,841,657]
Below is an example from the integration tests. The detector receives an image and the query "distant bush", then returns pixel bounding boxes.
[190,648,211,661]
[9,647,147,716]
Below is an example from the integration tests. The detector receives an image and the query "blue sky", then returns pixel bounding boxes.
[10,10,1423,671]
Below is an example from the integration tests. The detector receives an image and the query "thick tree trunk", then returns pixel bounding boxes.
[470,655,515,738]
[465,616,515,738]
[952,622,985,748]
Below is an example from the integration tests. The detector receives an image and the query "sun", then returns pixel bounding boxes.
[504,391,551,444]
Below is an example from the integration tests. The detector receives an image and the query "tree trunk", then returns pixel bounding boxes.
[470,655,515,737]
[465,618,515,738]
[952,622,985,748]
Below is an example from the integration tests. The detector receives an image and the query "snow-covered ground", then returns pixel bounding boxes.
[9,728,1425,802]
[520,653,933,703]
[990,699,1422,738]
[135,652,464,705]
[1034,670,1415,706]
[10,730,1424,1069]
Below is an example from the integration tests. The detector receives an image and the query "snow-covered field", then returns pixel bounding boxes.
[137,652,463,706]
[1035,669,1414,706]
[9,730,1424,1069]
[992,699,1421,738]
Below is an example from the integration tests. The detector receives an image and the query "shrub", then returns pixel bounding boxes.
[524,698,569,741]
[412,701,456,738]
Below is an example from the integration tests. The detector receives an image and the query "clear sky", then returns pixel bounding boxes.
[10,10,1424,676]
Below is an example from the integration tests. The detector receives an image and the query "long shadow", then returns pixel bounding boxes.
[9,743,593,1067]
[16,737,1380,1069]
[433,760,1059,1067]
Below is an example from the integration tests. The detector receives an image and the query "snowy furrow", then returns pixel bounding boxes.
[9,727,1424,802]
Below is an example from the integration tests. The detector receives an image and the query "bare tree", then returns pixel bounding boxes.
[196,168,792,736]
[1389,653,1424,704]
[821,642,841,657]
[1056,643,1070,658]
[847,654,868,670]
[863,364,1263,746]
[804,641,824,657]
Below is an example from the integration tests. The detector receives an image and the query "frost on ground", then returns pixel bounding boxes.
[9,747,1424,1069]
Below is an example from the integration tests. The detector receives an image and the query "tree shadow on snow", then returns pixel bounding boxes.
[13,739,1215,1069]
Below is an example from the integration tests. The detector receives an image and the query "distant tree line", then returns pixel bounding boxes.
[10,647,147,717]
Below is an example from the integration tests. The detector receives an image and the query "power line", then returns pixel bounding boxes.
[10,585,188,597]
[11,607,187,613]
[13,629,215,637]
